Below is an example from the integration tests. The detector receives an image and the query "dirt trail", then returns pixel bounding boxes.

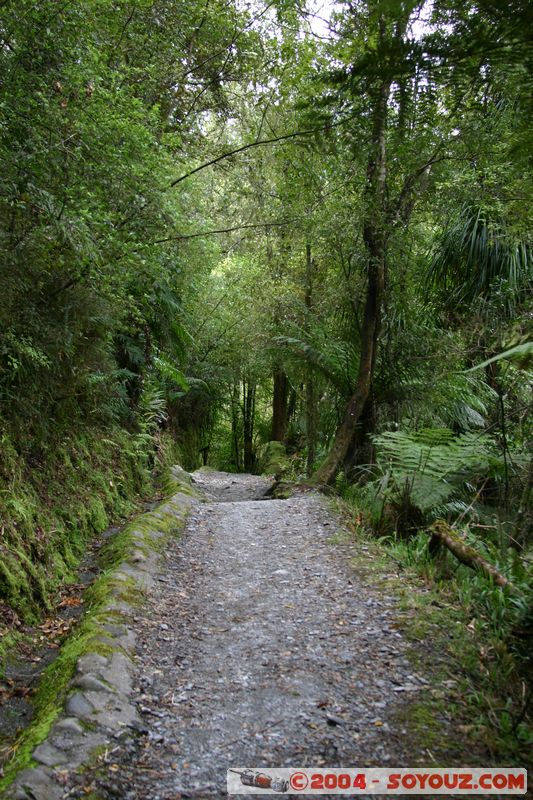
[81,470,444,799]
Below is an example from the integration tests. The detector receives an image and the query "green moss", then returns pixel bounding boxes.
[79,793,105,800]
[0,426,194,786]
[257,441,291,477]
[326,529,352,546]
[0,631,26,673]
[88,498,109,533]
[393,698,462,765]
[0,427,156,621]
[271,483,293,499]
[0,468,194,792]
[81,743,110,773]
[0,620,113,792]
[0,559,32,613]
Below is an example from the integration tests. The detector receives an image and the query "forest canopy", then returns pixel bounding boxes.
[0,0,531,756]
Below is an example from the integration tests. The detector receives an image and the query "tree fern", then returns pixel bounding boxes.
[398,370,496,431]
[370,428,504,516]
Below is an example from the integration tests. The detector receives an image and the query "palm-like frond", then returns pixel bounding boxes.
[468,341,533,372]
[428,205,532,308]
[275,334,357,397]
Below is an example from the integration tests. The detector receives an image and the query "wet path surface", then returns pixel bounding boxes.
[85,471,434,799]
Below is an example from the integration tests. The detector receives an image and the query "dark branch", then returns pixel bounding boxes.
[169,130,319,188]
[147,218,300,244]
[169,112,356,188]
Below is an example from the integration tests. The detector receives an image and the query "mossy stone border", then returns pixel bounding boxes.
[3,466,201,800]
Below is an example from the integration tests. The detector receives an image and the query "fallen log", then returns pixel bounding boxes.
[428,519,513,590]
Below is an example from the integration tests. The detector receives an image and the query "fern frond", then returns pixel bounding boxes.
[468,341,533,372]
[371,428,503,515]
[275,334,355,396]
[153,355,189,390]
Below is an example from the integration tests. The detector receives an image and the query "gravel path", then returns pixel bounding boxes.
[81,470,438,799]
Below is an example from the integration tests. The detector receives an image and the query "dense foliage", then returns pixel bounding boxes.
[0,0,263,617]
[0,0,531,759]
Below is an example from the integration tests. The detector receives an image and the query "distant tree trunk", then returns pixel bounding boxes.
[242,379,256,472]
[271,366,289,442]
[230,380,242,471]
[286,386,297,425]
[517,456,533,542]
[313,71,390,485]
[305,243,317,477]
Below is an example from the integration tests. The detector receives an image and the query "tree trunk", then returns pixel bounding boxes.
[312,267,384,485]
[271,366,289,442]
[286,386,297,425]
[312,72,390,485]
[230,380,242,472]
[517,456,533,543]
[344,391,376,477]
[242,379,256,472]
[305,243,317,477]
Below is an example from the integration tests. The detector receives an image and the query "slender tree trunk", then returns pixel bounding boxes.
[313,72,390,485]
[517,456,533,542]
[286,386,297,425]
[242,379,256,472]
[270,219,290,443]
[230,380,242,472]
[271,366,289,441]
[305,243,317,477]
[306,380,317,477]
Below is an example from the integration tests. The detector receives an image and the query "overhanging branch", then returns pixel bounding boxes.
[168,112,357,189]
[147,218,300,244]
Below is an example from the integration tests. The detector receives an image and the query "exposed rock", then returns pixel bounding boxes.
[32,742,69,767]
[53,717,84,735]
[76,653,108,675]
[74,674,110,693]
[11,767,64,800]
[102,622,128,638]
[105,652,134,694]
[65,691,94,719]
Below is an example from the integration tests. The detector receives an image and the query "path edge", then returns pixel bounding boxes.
[3,465,201,800]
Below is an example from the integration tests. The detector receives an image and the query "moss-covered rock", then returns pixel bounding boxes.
[0,428,182,627]
[257,441,291,478]
[0,466,196,796]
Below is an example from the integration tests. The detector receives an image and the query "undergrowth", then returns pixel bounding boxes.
[0,427,185,632]
[337,490,533,764]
